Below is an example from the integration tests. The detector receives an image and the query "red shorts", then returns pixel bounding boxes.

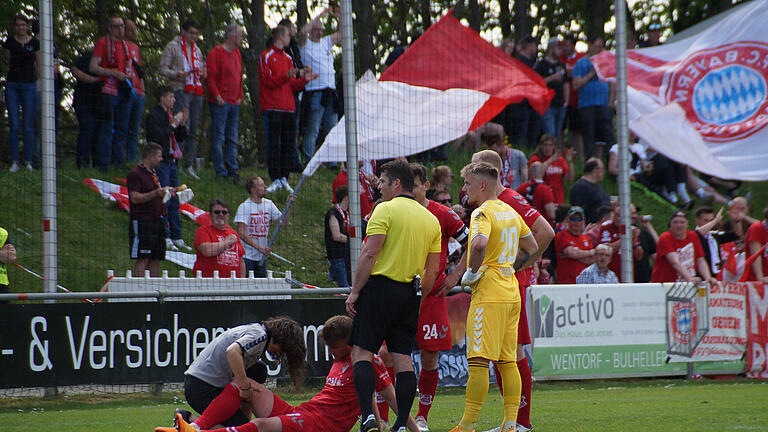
[417,274,452,351]
[270,394,319,432]
[417,295,452,351]
[516,269,532,345]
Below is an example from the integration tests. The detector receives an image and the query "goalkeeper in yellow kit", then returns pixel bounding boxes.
[450,162,539,432]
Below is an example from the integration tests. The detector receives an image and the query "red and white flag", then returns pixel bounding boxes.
[303,12,552,175]
[592,1,768,180]
[83,178,210,225]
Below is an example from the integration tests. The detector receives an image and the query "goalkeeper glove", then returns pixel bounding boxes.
[461,266,486,286]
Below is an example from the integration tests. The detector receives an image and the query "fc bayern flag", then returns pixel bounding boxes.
[592,1,768,180]
[303,12,553,176]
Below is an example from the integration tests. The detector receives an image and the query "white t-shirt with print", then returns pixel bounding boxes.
[234,198,282,261]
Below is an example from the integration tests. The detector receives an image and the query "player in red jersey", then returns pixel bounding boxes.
[157,315,417,432]
[468,150,555,432]
[376,163,469,432]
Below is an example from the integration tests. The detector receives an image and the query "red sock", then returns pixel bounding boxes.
[493,362,504,396]
[416,369,439,419]
[516,358,532,428]
[208,423,257,432]
[195,384,241,430]
[376,391,389,422]
[387,366,396,383]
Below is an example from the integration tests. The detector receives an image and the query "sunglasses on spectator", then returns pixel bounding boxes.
[569,215,583,221]
[212,209,229,215]
[437,198,452,204]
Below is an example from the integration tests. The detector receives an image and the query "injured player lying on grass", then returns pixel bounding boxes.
[155,315,418,432]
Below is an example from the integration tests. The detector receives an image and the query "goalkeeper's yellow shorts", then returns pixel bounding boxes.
[465,301,520,362]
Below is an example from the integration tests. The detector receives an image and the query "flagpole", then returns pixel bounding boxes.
[40,0,58,300]
[340,0,362,280]
[615,0,634,283]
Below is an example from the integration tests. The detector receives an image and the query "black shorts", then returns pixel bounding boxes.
[349,275,419,355]
[566,106,581,132]
[184,375,250,426]
[129,219,166,261]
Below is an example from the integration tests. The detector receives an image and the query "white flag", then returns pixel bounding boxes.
[592,0,768,180]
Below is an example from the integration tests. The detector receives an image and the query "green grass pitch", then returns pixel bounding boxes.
[2,379,767,431]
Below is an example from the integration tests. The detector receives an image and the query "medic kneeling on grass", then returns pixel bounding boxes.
[156,315,418,432]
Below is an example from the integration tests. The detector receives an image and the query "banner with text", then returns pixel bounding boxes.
[668,282,747,363]
[530,284,745,379]
[0,300,346,388]
[746,281,768,378]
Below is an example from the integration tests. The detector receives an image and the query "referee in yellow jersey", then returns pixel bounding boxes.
[450,162,538,432]
[345,160,442,432]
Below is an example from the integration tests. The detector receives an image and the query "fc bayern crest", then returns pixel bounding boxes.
[670,301,698,345]
[666,42,768,142]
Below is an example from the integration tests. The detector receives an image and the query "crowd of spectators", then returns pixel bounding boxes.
[3,10,767,286]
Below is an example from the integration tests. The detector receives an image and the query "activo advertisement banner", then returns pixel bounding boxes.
[530,284,743,379]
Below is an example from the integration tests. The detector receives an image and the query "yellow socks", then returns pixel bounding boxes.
[495,360,521,430]
[459,360,490,431]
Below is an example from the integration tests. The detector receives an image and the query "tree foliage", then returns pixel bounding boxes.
[0,0,744,166]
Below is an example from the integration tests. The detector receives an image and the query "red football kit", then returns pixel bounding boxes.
[270,355,390,432]
[416,200,468,351]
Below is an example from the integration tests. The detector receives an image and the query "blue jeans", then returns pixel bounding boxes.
[244,258,267,278]
[541,106,566,140]
[75,104,99,168]
[97,90,130,170]
[174,91,203,168]
[302,91,338,160]
[156,160,182,240]
[328,257,350,287]
[124,93,146,163]
[5,81,37,163]
[209,102,239,177]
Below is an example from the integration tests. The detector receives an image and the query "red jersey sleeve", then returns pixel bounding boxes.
[554,231,569,254]
[746,221,765,245]
[655,232,675,258]
[498,189,541,227]
[442,206,466,238]
[194,225,214,251]
[93,38,108,63]
[372,355,391,392]
[206,48,221,99]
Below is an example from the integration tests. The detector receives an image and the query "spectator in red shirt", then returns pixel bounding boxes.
[554,206,594,284]
[528,134,574,204]
[207,24,245,183]
[746,205,768,282]
[260,25,316,194]
[516,161,556,224]
[597,200,644,282]
[90,16,132,170]
[193,198,246,278]
[651,211,711,283]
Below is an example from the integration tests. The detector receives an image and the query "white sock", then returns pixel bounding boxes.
[677,183,691,202]
[696,187,708,198]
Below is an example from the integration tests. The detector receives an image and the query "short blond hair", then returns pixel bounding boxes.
[461,161,499,181]
[471,149,503,172]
